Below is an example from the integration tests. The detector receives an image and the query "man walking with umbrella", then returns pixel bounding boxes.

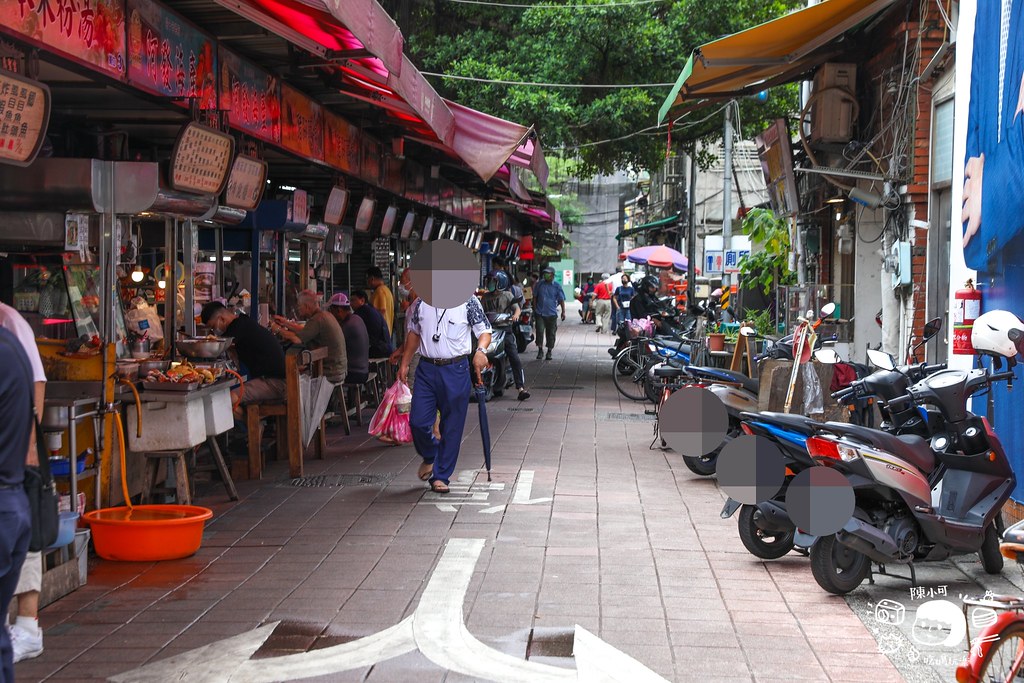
[398,295,491,493]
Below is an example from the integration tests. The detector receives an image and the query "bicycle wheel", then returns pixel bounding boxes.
[613,347,650,401]
[977,621,1024,682]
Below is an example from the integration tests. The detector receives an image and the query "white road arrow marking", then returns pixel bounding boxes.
[109,538,669,683]
[511,469,552,506]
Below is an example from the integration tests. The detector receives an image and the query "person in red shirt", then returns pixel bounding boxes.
[593,273,613,333]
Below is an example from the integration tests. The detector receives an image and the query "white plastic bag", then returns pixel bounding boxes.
[801,363,824,416]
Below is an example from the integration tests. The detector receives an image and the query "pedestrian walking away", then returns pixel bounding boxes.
[593,272,612,333]
[398,295,491,493]
[533,267,566,360]
[612,273,635,332]
[482,271,530,400]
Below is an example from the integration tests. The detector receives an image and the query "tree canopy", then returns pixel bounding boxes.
[400,0,802,177]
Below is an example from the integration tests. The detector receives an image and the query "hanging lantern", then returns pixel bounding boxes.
[520,235,535,261]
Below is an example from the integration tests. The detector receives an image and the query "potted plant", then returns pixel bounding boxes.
[706,321,726,352]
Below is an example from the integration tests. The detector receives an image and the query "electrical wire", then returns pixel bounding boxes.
[421,72,675,88]
[551,102,730,151]
[446,0,665,7]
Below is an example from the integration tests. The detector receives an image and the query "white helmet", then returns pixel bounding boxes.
[972,310,1024,358]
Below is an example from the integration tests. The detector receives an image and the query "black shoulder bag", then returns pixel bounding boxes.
[9,338,60,552]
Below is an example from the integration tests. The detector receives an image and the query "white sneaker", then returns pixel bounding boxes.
[10,623,43,663]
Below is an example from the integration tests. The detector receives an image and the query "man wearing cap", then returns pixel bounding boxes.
[327,294,370,385]
[398,295,491,494]
[533,267,565,361]
[593,273,613,333]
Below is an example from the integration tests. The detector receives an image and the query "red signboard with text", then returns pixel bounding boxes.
[323,109,360,176]
[280,83,323,162]
[0,0,127,78]
[127,0,216,108]
[218,46,280,144]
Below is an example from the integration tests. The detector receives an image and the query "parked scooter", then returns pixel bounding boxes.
[471,312,512,403]
[804,310,1023,595]
[721,318,945,559]
[515,305,535,354]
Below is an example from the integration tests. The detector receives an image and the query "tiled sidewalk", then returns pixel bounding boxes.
[17,317,908,682]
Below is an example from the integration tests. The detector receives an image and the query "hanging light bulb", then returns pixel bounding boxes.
[131,266,144,283]
[834,209,843,222]
[157,279,166,289]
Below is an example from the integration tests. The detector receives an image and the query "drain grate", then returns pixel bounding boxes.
[535,385,584,391]
[526,628,575,660]
[506,407,536,413]
[605,412,655,423]
[283,473,394,488]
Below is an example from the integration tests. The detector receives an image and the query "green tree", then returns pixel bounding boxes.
[403,0,801,178]
[738,207,797,295]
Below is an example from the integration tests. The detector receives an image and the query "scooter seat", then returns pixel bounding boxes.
[654,366,684,378]
[821,422,936,474]
[689,366,759,395]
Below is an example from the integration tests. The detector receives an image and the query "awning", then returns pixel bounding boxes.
[615,213,680,240]
[447,102,533,183]
[658,0,896,123]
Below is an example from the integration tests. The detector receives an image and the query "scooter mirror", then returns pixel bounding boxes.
[820,302,836,317]
[814,349,840,364]
[740,326,757,337]
[922,317,942,341]
[867,348,896,371]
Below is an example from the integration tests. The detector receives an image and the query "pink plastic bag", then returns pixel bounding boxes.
[369,381,413,444]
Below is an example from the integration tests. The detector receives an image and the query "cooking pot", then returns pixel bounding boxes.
[42,405,69,430]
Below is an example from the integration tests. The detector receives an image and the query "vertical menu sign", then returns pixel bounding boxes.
[127,0,216,109]
[323,109,360,176]
[169,122,234,196]
[223,154,267,211]
[280,84,323,163]
[0,70,49,166]
[219,46,280,143]
[0,0,126,78]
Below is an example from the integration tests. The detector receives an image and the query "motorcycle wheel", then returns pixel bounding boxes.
[980,521,1004,575]
[809,535,870,595]
[492,360,504,398]
[737,505,795,560]
[517,338,528,354]
[681,454,717,476]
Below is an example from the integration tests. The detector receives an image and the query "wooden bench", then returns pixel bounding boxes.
[242,347,329,480]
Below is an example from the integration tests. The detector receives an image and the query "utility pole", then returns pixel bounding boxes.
[721,101,733,294]
[687,146,697,309]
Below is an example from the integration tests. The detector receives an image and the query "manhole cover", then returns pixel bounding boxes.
[506,407,535,412]
[605,412,655,422]
[337,473,394,486]
[535,385,583,391]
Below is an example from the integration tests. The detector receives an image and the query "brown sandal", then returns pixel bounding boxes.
[431,480,450,494]
[418,461,433,481]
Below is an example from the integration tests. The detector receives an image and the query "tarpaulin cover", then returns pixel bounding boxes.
[296,0,404,74]
[447,101,532,182]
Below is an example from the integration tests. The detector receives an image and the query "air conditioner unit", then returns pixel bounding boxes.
[811,63,857,144]
[890,241,911,290]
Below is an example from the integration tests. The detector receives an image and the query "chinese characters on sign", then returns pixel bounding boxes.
[169,122,233,196]
[219,46,280,143]
[909,585,948,600]
[724,250,750,274]
[0,0,126,78]
[0,70,49,166]
[223,155,267,211]
[323,109,360,176]
[127,0,216,109]
[280,84,323,162]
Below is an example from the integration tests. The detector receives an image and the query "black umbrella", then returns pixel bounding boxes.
[474,371,492,481]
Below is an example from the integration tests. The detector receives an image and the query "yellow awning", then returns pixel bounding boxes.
[658,0,897,123]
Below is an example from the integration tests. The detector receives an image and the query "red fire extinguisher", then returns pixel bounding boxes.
[953,279,982,355]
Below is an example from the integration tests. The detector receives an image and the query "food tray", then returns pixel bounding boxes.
[142,381,200,392]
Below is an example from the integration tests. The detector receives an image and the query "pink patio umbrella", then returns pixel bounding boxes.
[620,245,689,271]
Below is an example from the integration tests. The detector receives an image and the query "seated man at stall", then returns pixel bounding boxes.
[350,289,394,359]
[327,293,369,385]
[201,301,287,420]
[271,290,347,385]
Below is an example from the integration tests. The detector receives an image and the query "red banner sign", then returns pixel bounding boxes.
[219,46,280,144]
[323,109,360,176]
[281,84,323,162]
[0,0,126,78]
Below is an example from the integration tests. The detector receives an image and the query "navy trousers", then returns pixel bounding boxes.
[0,488,30,683]
[410,359,472,485]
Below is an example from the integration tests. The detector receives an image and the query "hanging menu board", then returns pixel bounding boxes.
[127,0,216,109]
[223,154,267,210]
[0,0,126,78]
[323,109,360,176]
[372,237,391,273]
[169,122,234,196]
[219,46,280,144]
[0,70,49,166]
[280,84,323,162]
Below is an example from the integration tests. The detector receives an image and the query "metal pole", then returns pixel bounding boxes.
[250,229,261,320]
[214,226,224,301]
[183,220,196,337]
[721,101,733,294]
[163,218,175,344]
[687,148,697,309]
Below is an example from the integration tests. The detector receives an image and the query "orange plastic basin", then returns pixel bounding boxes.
[83,505,213,562]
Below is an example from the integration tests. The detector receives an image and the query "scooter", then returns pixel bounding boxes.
[471,312,512,403]
[804,311,1022,595]
[515,306,535,354]
[720,318,945,559]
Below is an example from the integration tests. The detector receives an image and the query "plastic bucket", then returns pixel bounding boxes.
[47,511,79,550]
[83,505,213,561]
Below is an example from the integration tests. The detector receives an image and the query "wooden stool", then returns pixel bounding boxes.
[246,402,288,481]
[190,437,239,501]
[141,450,192,505]
[340,372,379,427]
